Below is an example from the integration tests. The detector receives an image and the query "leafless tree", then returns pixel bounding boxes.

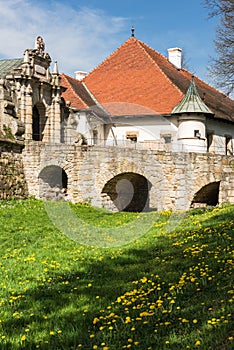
[204,0,234,96]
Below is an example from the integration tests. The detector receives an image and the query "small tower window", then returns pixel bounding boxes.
[194,130,201,138]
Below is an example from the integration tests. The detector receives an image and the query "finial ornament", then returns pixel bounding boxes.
[131,24,135,37]
[53,61,59,75]
[35,36,45,54]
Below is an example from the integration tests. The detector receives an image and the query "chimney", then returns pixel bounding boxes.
[167,48,182,70]
[75,70,88,81]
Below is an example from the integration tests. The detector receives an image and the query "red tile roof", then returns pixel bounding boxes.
[60,73,97,110]
[61,37,233,121]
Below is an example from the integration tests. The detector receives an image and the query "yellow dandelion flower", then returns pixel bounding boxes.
[21,335,26,341]
[195,340,201,346]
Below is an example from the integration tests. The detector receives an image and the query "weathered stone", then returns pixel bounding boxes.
[19,142,234,211]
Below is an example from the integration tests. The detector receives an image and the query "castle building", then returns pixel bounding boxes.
[0,35,234,209]
[0,35,233,154]
[0,37,75,147]
[61,36,234,154]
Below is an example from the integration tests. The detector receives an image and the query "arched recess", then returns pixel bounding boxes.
[102,172,152,212]
[191,181,220,207]
[32,103,47,141]
[39,165,68,200]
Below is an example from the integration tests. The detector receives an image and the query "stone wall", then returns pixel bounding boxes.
[0,141,28,199]
[22,141,234,211]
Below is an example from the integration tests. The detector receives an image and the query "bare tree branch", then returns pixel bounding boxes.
[204,0,234,95]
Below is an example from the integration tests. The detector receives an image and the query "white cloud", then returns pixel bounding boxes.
[0,0,127,76]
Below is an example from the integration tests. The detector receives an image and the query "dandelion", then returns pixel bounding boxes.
[93,317,99,324]
[21,335,26,341]
[195,340,201,346]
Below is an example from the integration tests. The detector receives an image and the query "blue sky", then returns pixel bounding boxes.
[0,0,218,83]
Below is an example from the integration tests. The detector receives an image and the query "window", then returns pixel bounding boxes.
[163,135,171,144]
[126,132,138,142]
[194,130,201,138]
[161,134,172,144]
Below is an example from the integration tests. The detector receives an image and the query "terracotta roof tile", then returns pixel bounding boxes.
[60,73,97,110]
[83,37,233,121]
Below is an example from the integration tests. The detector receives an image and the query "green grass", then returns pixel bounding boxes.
[0,199,233,350]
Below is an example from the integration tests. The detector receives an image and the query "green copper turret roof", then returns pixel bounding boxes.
[0,58,23,78]
[172,77,214,115]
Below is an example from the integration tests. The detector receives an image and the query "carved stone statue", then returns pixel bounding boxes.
[35,36,45,54]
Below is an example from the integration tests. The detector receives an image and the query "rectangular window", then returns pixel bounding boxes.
[126,131,138,142]
[194,130,201,138]
[161,134,172,144]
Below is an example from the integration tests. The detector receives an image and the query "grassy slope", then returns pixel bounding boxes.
[0,199,233,350]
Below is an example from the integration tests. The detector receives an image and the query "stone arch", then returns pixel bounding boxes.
[101,172,152,212]
[32,102,47,141]
[191,181,220,208]
[38,165,68,200]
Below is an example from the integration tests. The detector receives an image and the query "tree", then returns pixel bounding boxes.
[204,0,234,96]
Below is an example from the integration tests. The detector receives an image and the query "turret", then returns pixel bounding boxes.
[172,77,213,153]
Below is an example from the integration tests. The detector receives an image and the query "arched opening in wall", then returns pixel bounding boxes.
[39,165,68,200]
[102,172,152,212]
[191,181,220,208]
[32,103,47,141]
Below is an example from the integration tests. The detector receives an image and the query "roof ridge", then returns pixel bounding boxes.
[61,73,89,109]
[137,40,184,97]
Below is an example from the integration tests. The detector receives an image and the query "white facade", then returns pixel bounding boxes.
[68,110,234,155]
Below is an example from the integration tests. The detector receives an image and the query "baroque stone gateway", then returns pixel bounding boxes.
[0,37,234,211]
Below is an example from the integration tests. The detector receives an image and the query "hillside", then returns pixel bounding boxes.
[0,199,233,349]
